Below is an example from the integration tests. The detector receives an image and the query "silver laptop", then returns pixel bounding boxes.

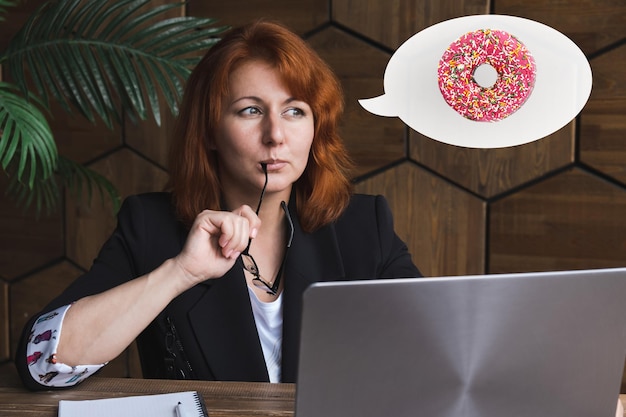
[295,268,626,417]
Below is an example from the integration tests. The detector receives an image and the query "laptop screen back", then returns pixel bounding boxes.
[295,268,626,417]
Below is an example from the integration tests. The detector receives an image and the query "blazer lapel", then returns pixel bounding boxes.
[281,198,346,382]
[183,194,347,383]
[187,264,269,381]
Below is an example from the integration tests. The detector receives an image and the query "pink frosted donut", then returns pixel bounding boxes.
[437,29,536,122]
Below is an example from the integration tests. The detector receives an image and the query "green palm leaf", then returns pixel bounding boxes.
[5,163,61,215]
[6,155,121,215]
[3,0,228,128]
[0,82,58,189]
[0,0,19,21]
[57,155,121,213]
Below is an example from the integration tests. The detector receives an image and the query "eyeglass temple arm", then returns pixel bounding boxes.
[255,163,268,215]
[244,163,269,254]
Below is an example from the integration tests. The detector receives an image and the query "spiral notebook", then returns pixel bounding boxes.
[58,390,208,417]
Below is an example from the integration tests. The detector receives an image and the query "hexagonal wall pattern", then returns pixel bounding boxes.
[580,43,626,186]
[333,0,490,50]
[66,149,169,270]
[489,167,626,273]
[48,106,123,166]
[0,175,64,281]
[410,122,575,198]
[125,109,176,170]
[495,0,626,56]
[188,0,330,35]
[2,0,626,391]
[307,26,407,177]
[355,162,486,277]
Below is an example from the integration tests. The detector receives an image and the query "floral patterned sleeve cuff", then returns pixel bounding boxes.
[26,304,106,387]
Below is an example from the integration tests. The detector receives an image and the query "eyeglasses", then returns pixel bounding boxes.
[241,163,294,295]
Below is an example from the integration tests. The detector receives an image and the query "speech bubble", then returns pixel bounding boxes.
[359,15,592,148]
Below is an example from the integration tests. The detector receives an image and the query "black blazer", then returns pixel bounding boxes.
[16,192,420,389]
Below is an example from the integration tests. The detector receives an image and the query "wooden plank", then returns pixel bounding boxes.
[355,162,486,277]
[489,167,626,273]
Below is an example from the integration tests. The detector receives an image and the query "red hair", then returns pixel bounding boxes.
[167,20,353,232]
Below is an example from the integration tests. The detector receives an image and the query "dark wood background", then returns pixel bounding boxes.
[1,0,625,390]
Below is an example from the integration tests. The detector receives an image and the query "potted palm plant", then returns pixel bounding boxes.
[0,0,227,213]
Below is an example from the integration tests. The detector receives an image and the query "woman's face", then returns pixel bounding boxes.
[214,59,314,203]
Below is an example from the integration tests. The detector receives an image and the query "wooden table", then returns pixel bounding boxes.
[0,365,295,417]
[2,364,626,416]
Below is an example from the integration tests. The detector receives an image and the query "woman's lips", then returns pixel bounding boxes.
[262,160,287,171]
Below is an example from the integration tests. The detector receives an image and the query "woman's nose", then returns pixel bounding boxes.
[263,112,285,145]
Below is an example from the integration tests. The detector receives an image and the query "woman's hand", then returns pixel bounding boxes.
[174,205,261,288]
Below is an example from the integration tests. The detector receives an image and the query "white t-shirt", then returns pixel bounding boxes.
[247,287,284,383]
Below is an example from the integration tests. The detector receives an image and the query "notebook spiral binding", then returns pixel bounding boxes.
[193,392,209,417]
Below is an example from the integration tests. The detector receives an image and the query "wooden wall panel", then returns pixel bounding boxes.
[49,108,122,165]
[188,0,329,35]
[355,162,486,277]
[410,124,575,198]
[494,0,626,55]
[308,27,406,177]
[333,0,490,49]
[2,0,625,391]
[125,109,176,170]
[580,44,626,185]
[0,283,8,361]
[0,1,42,52]
[0,175,64,281]
[489,167,626,273]
[65,149,169,270]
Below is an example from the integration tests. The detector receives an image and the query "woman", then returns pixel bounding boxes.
[16,20,420,390]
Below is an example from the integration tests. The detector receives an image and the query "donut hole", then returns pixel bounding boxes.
[472,63,499,88]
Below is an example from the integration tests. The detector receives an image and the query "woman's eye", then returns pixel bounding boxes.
[240,106,261,116]
[283,107,306,117]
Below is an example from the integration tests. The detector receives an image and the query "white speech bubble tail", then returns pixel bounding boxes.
[358,94,398,117]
